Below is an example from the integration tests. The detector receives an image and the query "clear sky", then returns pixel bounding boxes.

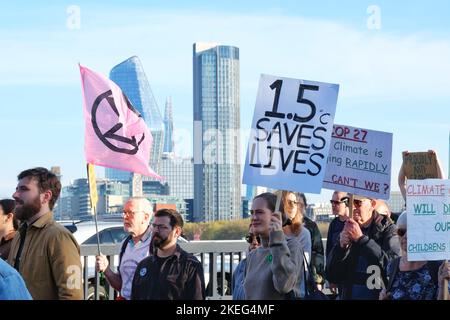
[1,0,449,204]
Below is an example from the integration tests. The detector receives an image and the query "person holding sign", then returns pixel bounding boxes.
[244,192,303,299]
[326,195,400,299]
[380,212,450,300]
[277,190,311,298]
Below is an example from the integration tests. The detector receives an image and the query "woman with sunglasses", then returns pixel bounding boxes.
[380,211,450,300]
[276,190,312,298]
[244,192,303,299]
[232,225,261,300]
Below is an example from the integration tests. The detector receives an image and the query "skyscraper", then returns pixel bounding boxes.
[193,42,241,222]
[163,97,174,154]
[105,56,164,181]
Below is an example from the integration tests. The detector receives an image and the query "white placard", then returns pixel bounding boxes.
[322,124,392,200]
[406,179,450,261]
[242,74,339,194]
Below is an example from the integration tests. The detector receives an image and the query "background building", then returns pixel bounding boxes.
[54,178,130,220]
[193,42,241,222]
[387,191,406,214]
[163,97,174,154]
[160,153,193,200]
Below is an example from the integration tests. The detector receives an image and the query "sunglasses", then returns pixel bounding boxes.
[353,199,370,208]
[245,234,261,244]
[330,200,345,206]
[397,229,407,237]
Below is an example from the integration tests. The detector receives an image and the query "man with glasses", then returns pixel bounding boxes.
[325,191,349,296]
[131,209,205,300]
[326,194,400,299]
[95,197,153,300]
[326,191,349,259]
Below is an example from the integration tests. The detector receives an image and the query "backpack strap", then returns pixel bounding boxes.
[386,257,401,292]
[118,235,132,270]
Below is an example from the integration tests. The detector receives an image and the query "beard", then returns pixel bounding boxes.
[153,233,170,249]
[15,195,41,221]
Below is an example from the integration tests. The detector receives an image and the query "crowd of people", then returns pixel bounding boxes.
[0,165,449,300]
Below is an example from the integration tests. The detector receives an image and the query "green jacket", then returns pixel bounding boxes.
[8,212,83,300]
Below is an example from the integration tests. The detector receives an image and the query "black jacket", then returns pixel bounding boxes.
[325,212,401,299]
[131,244,206,300]
[303,216,325,286]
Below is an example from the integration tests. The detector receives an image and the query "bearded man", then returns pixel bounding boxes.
[8,167,82,300]
[131,209,205,300]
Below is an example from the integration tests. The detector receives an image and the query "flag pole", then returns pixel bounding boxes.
[348,194,354,219]
[87,163,101,256]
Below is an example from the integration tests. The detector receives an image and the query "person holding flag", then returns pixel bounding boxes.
[95,197,153,300]
[80,64,161,300]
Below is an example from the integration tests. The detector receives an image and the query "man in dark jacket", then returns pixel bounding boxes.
[326,194,400,300]
[131,209,205,300]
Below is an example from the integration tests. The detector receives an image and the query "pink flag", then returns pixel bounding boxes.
[79,64,162,180]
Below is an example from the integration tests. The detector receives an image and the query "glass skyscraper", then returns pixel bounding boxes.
[105,56,164,181]
[193,43,241,222]
[163,97,174,154]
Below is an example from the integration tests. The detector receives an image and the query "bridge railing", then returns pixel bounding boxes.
[80,240,248,300]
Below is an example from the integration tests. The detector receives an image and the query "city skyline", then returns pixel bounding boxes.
[1,1,449,205]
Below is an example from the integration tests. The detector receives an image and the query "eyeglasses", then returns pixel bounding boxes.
[287,200,299,206]
[353,199,370,208]
[122,210,143,217]
[152,223,171,231]
[245,234,261,244]
[330,199,345,206]
[397,229,407,237]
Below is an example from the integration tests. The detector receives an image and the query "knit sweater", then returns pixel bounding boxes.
[244,230,303,300]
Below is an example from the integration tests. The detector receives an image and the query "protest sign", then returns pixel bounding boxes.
[322,125,392,200]
[406,179,450,261]
[242,74,339,193]
[403,152,439,179]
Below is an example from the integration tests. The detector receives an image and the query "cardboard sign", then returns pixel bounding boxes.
[403,152,439,179]
[406,179,450,261]
[242,74,339,193]
[322,125,392,200]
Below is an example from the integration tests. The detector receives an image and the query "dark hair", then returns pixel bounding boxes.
[253,192,277,212]
[0,199,19,230]
[18,167,61,210]
[154,208,184,229]
[298,193,307,207]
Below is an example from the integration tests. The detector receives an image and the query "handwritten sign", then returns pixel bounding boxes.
[322,125,392,199]
[242,74,339,193]
[406,179,450,261]
[403,152,439,179]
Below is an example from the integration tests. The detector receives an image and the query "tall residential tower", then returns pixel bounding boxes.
[193,43,241,222]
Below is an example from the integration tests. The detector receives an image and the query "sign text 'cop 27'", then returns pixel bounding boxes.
[243,74,339,193]
[322,125,392,199]
[407,179,450,261]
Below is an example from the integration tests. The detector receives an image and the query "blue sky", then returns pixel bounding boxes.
[1,1,449,203]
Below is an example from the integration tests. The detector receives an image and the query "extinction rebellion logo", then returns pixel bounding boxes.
[91,90,145,155]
